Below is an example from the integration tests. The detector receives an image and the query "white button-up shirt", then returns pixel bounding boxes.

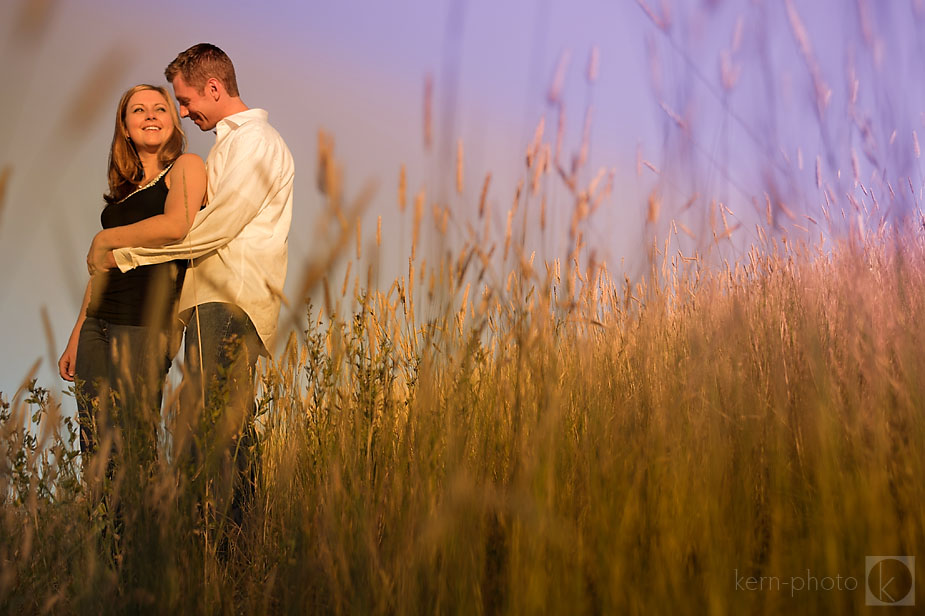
[113,108,294,354]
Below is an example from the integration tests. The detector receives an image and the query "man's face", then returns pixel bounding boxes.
[171,75,217,131]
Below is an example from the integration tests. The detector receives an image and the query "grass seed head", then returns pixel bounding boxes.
[398,164,408,212]
[479,172,491,218]
[456,139,464,195]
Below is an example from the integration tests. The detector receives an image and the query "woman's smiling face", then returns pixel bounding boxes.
[123,89,174,152]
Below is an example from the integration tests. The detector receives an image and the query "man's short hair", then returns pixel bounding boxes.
[165,43,240,97]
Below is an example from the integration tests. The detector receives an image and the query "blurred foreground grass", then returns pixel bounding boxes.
[2,225,923,615]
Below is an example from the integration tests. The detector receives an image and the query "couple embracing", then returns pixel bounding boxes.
[57,43,294,527]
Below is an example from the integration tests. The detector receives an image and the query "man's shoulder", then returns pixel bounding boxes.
[228,110,289,147]
[219,112,293,180]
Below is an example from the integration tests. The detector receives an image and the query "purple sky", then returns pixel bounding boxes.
[1,0,923,404]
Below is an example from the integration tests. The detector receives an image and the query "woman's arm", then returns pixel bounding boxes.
[58,279,92,381]
[87,153,207,271]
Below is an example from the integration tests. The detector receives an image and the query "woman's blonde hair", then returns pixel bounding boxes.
[105,84,186,204]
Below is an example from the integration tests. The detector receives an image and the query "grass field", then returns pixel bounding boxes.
[2,201,923,613]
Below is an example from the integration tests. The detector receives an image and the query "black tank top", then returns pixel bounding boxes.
[87,168,187,328]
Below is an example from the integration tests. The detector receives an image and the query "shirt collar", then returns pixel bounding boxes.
[214,108,268,138]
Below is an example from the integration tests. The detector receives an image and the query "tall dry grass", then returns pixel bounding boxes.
[2,207,924,613]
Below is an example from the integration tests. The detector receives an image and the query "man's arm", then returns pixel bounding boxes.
[88,154,206,274]
[113,129,281,272]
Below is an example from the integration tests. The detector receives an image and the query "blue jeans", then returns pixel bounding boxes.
[74,317,170,463]
[180,302,262,530]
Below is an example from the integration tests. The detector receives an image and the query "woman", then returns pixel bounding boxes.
[57,84,207,459]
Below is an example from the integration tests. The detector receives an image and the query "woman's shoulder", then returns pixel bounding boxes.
[167,153,206,182]
[170,153,205,171]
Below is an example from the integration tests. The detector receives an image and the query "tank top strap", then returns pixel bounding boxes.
[118,163,174,203]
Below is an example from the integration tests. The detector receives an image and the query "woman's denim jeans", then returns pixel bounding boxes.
[74,317,170,463]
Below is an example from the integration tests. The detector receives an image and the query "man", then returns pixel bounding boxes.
[102,43,294,531]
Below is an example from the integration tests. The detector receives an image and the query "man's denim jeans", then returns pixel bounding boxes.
[181,302,262,530]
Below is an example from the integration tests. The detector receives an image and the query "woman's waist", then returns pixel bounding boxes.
[89,263,185,318]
